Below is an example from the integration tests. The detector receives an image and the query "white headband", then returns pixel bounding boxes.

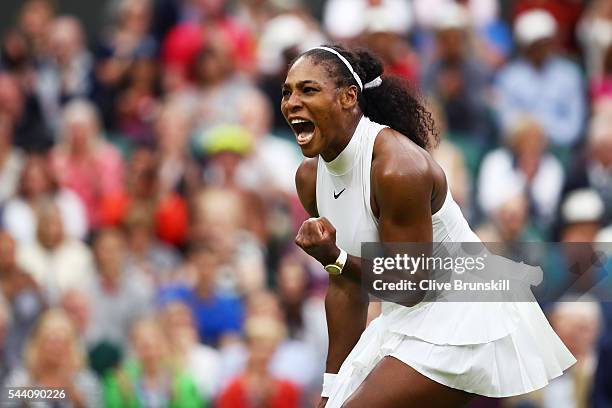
[309,46,382,91]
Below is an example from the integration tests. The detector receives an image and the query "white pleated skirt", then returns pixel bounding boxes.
[326,301,576,408]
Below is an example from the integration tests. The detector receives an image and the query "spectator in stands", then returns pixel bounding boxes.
[103,316,203,408]
[99,0,157,61]
[550,299,602,406]
[219,290,321,399]
[0,28,36,88]
[544,190,606,301]
[159,242,244,347]
[113,57,161,144]
[495,9,586,148]
[360,14,420,83]
[476,189,543,243]
[0,72,51,151]
[323,0,412,42]
[423,2,494,147]
[195,122,291,255]
[3,309,102,407]
[93,0,157,133]
[60,289,95,347]
[61,288,122,378]
[217,315,301,408]
[16,200,94,304]
[512,0,584,55]
[86,228,151,351]
[188,187,266,294]
[478,116,564,235]
[159,0,255,98]
[36,16,95,132]
[155,98,199,196]
[99,144,189,246]
[176,0,255,74]
[562,112,612,225]
[123,205,181,288]
[51,99,124,228]
[276,256,327,358]
[2,154,88,245]
[0,231,45,363]
[159,23,203,98]
[17,0,56,60]
[413,0,498,32]
[194,124,254,190]
[192,36,259,132]
[559,190,604,245]
[162,300,221,399]
[412,0,513,75]
[234,0,282,38]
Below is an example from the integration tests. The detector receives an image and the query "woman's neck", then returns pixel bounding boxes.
[320,114,362,162]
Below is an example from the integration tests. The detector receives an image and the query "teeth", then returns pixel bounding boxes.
[291,119,309,124]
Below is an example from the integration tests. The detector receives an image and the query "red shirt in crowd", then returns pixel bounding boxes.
[217,377,301,408]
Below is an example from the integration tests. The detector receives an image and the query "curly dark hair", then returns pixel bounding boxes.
[298,45,439,150]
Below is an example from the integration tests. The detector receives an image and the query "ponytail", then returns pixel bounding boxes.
[360,75,438,150]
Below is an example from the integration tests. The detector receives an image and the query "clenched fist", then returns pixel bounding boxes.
[295,217,340,266]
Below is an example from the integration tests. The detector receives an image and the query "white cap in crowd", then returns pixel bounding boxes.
[257,14,326,75]
[363,5,412,34]
[481,171,525,216]
[434,2,470,31]
[323,0,412,39]
[595,225,612,256]
[596,226,612,243]
[514,9,557,47]
[561,189,604,225]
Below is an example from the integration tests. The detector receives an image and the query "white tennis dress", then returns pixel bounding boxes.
[315,115,576,406]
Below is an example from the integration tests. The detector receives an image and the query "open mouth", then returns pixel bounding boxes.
[290,119,316,146]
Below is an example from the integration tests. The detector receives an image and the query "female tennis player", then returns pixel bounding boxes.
[282,44,576,408]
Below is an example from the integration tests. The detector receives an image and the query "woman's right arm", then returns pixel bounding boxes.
[295,159,369,379]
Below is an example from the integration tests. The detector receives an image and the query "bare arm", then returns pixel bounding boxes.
[294,133,439,374]
[295,159,368,376]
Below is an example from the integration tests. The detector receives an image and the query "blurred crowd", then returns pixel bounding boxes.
[0,0,611,407]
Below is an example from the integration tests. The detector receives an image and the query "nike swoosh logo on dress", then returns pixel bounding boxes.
[334,188,346,199]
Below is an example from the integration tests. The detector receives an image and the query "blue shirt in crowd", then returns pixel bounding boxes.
[495,56,586,146]
[158,286,244,346]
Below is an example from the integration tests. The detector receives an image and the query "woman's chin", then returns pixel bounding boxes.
[295,129,321,157]
[299,144,320,158]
